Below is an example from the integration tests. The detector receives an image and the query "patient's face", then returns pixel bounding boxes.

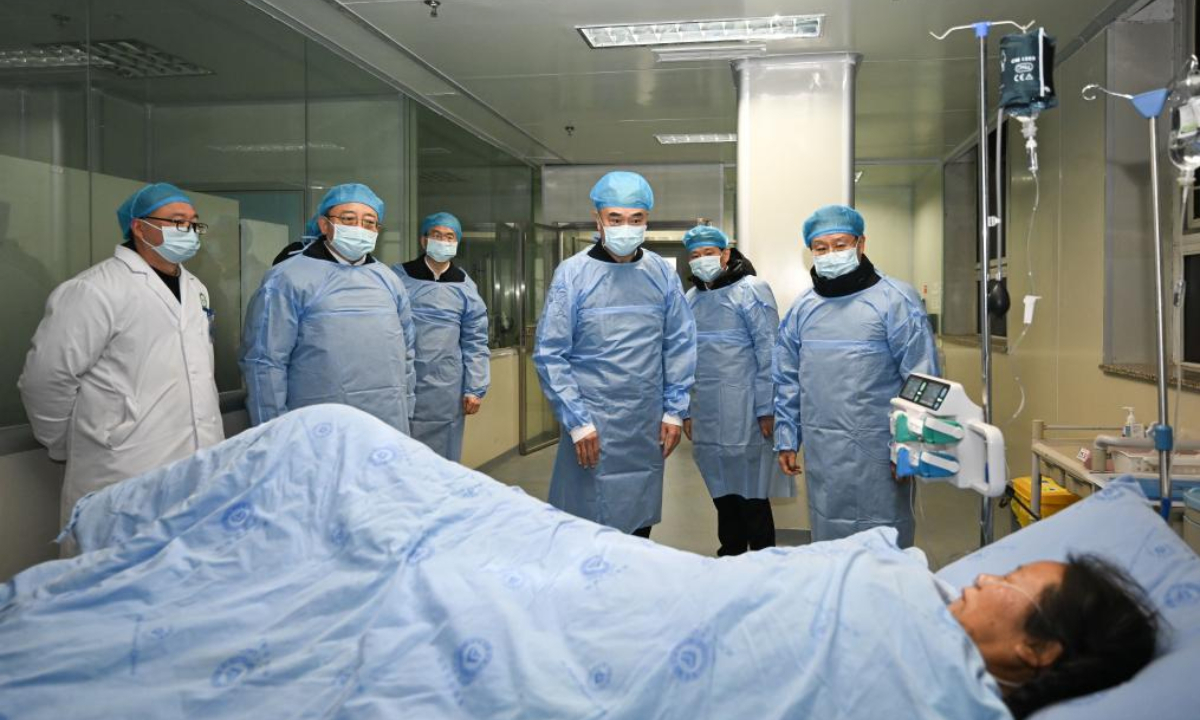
[949,562,1067,676]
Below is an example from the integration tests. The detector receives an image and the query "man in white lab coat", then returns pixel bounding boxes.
[19,182,225,531]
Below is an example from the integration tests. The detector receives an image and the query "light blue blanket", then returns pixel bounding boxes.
[0,405,1010,719]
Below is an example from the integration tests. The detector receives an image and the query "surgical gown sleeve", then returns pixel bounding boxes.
[773,305,802,452]
[661,271,697,419]
[533,271,591,432]
[886,287,941,378]
[742,282,780,418]
[460,282,490,399]
[395,281,417,419]
[239,280,298,426]
[18,280,115,461]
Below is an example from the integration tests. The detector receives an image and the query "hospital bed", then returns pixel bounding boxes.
[1,406,1198,719]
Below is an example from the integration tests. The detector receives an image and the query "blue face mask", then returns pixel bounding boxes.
[689,254,723,282]
[426,239,458,262]
[603,224,646,257]
[329,223,377,262]
[813,247,861,279]
[139,220,200,264]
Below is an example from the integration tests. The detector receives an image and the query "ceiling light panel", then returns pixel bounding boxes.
[579,15,823,49]
[0,40,212,79]
[655,133,737,145]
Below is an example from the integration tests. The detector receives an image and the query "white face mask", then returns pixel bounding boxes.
[689,255,723,282]
[603,224,646,257]
[328,223,377,262]
[426,239,458,262]
[812,247,860,279]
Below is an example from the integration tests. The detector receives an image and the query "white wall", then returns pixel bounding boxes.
[736,54,857,311]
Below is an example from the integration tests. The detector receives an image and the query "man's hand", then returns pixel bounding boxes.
[462,395,482,415]
[575,431,600,469]
[683,418,693,441]
[758,416,774,440]
[778,451,803,476]
[660,422,682,459]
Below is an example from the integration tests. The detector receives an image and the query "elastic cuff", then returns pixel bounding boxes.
[570,424,597,443]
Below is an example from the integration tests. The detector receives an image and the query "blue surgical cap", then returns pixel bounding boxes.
[117,182,193,239]
[682,225,729,251]
[317,183,385,223]
[803,205,865,248]
[590,171,655,212]
[420,211,463,240]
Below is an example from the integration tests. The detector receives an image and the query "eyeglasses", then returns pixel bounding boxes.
[810,238,859,256]
[142,216,209,235]
[427,231,457,242]
[326,213,383,232]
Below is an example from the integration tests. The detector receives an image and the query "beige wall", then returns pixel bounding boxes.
[459,350,520,469]
[857,186,915,286]
[927,33,1199,483]
[913,169,944,316]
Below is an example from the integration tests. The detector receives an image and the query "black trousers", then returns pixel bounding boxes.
[713,494,775,556]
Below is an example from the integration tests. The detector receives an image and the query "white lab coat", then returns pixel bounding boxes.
[19,245,225,526]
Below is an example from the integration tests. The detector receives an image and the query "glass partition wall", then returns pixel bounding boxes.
[414,105,532,350]
[0,0,535,433]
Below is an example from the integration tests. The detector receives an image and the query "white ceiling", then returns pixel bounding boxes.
[335,0,1139,178]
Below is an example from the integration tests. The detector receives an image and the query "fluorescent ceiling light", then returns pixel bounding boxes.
[653,43,766,63]
[208,141,344,153]
[655,133,737,145]
[0,47,89,70]
[579,14,823,49]
[0,40,212,78]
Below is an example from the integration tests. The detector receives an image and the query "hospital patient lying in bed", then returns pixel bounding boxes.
[0,406,1157,720]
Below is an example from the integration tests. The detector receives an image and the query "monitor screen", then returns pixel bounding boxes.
[900,375,951,411]
[900,375,925,402]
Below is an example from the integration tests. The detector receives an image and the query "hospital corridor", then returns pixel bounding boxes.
[1,0,1200,718]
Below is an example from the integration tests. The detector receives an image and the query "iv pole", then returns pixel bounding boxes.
[931,20,1034,546]
[1082,83,1176,520]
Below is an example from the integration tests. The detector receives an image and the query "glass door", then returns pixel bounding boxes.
[519,224,563,454]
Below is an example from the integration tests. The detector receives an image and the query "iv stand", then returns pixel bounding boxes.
[931,20,1034,546]
[1082,83,1176,521]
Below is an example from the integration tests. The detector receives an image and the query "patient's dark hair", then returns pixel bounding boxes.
[1006,554,1160,719]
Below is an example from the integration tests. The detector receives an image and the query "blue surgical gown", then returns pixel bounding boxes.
[395,265,490,462]
[773,273,939,547]
[240,255,416,433]
[534,248,697,533]
[687,276,795,500]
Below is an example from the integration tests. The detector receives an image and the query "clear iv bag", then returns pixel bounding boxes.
[1168,57,1200,186]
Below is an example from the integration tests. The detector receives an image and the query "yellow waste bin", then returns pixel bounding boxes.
[1011,476,1082,528]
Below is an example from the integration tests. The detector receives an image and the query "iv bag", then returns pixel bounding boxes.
[999,28,1058,117]
[1168,58,1200,185]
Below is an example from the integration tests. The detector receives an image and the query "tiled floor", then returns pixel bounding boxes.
[480,437,1011,570]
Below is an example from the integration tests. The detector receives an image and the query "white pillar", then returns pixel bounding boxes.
[734,53,860,310]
